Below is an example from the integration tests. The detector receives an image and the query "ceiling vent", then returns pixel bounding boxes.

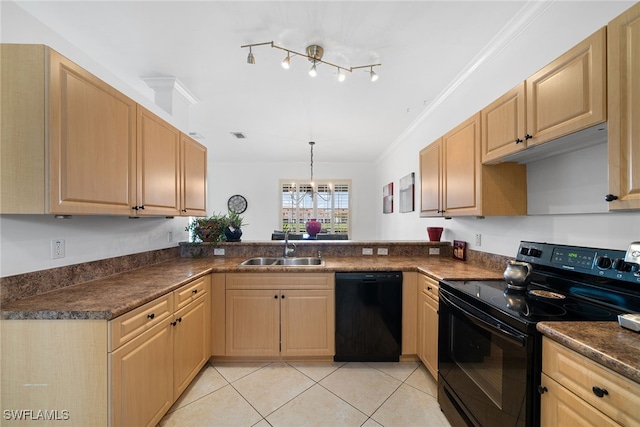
[230,132,246,139]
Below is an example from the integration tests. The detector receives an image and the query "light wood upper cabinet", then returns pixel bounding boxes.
[607,2,640,210]
[420,113,527,217]
[1,44,137,214]
[181,133,208,216]
[136,105,181,216]
[419,139,443,216]
[526,27,607,148]
[482,27,606,165]
[481,82,527,164]
[443,113,481,215]
[1,44,207,216]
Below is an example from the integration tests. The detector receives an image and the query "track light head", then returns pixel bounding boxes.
[247,47,255,64]
[309,61,318,77]
[370,67,378,82]
[282,52,291,69]
[337,69,346,82]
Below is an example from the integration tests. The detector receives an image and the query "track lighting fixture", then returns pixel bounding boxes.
[241,41,381,82]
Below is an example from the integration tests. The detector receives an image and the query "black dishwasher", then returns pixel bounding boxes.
[334,272,402,362]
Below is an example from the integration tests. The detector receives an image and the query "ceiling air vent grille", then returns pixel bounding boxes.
[230,132,246,139]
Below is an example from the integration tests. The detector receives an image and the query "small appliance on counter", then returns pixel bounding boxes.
[438,241,640,427]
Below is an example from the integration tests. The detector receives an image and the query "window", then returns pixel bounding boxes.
[280,180,351,236]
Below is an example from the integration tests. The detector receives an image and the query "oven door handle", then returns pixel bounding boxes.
[440,291,527,348]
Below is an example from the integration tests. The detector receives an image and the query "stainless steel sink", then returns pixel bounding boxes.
[238,257,324,267]
[273,257,324,266]
[238,257,279,266]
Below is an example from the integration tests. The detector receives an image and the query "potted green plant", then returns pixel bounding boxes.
[224,210,247,242]
[185,212,228,242]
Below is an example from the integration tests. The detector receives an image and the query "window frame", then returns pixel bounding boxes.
[279,179,351,237]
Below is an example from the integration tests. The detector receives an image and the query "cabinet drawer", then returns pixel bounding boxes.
[418,273,439,301]
[226,273,334,290]
[108,293,174,352]
[542,337,640,426]
[175,275,209,311]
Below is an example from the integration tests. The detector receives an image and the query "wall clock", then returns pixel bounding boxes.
[227,194,248,213]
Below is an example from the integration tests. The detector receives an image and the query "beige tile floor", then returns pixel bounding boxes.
[159,361,452,427]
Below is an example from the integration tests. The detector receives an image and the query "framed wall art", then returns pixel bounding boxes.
[399,172,415,213]
[383,182,394,214]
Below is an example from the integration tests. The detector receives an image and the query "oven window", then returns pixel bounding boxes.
[451,315,504,408]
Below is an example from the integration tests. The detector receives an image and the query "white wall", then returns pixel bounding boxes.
[206,161,377,241]
[375,1,640,255]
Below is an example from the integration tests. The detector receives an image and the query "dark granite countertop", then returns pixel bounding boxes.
[537,321,640,384]
[1,256,502,320]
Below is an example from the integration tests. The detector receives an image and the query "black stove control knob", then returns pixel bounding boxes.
[527,248,542,258]
[612,258,631,272]
[595,256,612,270]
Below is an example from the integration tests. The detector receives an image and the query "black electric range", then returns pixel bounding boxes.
[437,241,640,427]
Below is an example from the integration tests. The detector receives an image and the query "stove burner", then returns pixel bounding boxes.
[529,289,566,300]
[563,303,613,318]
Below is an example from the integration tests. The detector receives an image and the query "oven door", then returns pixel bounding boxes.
[438,288,535,427]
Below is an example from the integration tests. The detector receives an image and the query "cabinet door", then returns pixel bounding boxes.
[482,82,526,164]
[607,2,640,210]
[280,289,335,357]
[110,319,174,427]
[540,374,619,427]
[225,289,280,357]
[174,295,208,398]
[526,27,606,147]
[49,49,137,215]
[181,133,207,216]
[443,113,481,216]
[423,293,438,380]
[419,139,443,216]
[136,105,181,216]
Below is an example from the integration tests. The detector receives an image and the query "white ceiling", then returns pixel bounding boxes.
[5,1,615,164]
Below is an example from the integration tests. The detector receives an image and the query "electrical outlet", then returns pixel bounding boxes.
[429,247,440,255]
[167,231,173,242]
[213,248,225,256]
[475,233,482,247]
[362,248,373,255]
[377,248,388,256]
[50,239,65,259]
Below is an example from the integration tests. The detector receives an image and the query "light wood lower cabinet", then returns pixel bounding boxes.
[417,273,438,379]
[109,275,211,427]
[110,318,174,427]
[401,272,418,356]
[540,337,640,427]
[225,273,335,358]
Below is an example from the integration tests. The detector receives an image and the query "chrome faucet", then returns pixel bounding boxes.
[283,231,296,257]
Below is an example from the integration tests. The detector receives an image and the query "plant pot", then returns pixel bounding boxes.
[427,227,443,242]
[224,227,242,242]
